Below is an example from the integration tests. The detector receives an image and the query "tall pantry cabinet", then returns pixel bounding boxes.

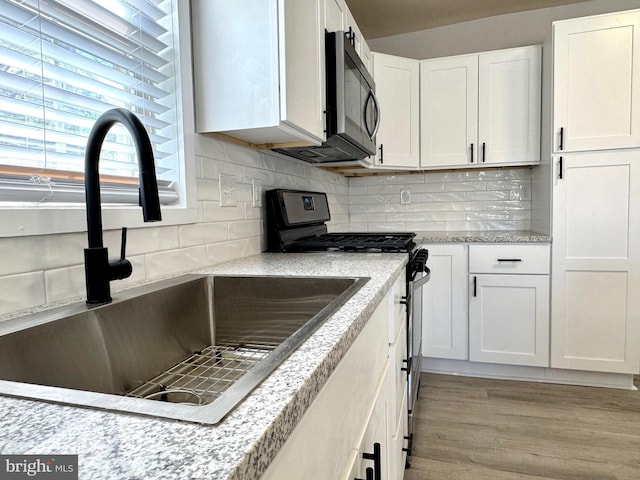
[550,9,640,374]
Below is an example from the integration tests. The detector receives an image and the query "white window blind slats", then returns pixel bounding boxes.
[0,0,180,205]
[31,0,170,61]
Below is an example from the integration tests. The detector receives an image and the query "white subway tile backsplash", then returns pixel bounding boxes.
[350,213,387,224]
[446,221,486,231]
[349,195,388,205]
[444,181,487,192]
[367,203,405,214]
[349,186,368,195]
[447,201,487,212]
[406,221,446,231]
[179,223,228,247]
[200,157,243,181]
[206,240,248,265]
[466,211,510,221]
[366,222,407,232]
[408,183,445,193]
[202,202,245,222]
[464,170,510,181]
[464,191,510,201]
[348,168,531,234]
[423,192,466,202]
[103,226,180,256]
[145,246,208,280]
[405,202,445,212]
[228,220,261,240]
[196,178,220,201]
[486,220,530,230]
[0,272,45,316]
[388,212,425,222]
[0,233,85,277]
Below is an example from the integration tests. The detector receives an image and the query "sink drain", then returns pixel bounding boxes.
[143,387,203,405]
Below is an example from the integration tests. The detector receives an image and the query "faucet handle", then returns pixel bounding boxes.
[120,227,127,260]
[109,227,132,281]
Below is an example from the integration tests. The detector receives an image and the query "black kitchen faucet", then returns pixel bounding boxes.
[83,108,162,305]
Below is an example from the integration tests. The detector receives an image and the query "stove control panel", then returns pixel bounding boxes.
[275,190,330,226]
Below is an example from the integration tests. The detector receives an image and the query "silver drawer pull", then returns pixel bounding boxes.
[497,258,522,262]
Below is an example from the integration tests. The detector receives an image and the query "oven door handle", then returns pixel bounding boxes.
[410,268,430,291]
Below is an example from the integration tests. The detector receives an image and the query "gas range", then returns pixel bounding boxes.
[266,189,417,253]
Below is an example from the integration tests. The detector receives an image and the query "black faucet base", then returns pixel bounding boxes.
[84,247,112,305]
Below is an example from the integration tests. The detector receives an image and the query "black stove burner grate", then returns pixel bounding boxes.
[290,232,416,252]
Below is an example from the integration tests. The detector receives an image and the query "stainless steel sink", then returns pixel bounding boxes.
[0,274,368,424]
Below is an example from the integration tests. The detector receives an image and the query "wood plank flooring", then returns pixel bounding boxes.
[405,373,640,480]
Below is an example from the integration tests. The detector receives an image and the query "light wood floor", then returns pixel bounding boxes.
[405,373,640,480]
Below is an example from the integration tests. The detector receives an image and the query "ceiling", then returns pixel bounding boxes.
[344,0,595,39]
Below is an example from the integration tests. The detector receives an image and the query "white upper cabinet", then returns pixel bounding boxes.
[371,53,420,169]
[324,0,346,32]
[553,10,640,153]
[551,151,640,374]
[345,6,372,72]
[420,54,478,168]
[421,46,541,169]
[191,0,325,147]
[478,47,542,165]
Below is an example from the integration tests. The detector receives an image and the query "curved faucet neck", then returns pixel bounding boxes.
[85,108,161,248]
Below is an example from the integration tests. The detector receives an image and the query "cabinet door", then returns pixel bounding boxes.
[389,389,408,480]
[348,363,390,480]
[553,11,640,152]
[478,46,541,165]
[420,55,478,168]
[324,0,346,32]
[422,244,469,360]
[551,151,640,374]
[372,53,420,169]
[469,274,549,367]
[345,7,363,58]
[282,0,325,142]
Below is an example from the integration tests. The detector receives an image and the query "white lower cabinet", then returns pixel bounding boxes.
[468,245,550,367]
[469,274,550,366]
[421,244,469,360]
[261,275,407,480]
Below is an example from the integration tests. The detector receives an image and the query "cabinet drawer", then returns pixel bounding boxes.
[469,244,550,274]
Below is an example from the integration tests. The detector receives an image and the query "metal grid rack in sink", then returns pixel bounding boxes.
[127,343,276,405]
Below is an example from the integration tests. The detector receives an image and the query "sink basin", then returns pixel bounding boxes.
[0,274,368,424]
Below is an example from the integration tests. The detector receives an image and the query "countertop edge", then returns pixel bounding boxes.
[417,230,551,244]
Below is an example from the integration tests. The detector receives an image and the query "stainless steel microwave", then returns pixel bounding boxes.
[273,30,380,163]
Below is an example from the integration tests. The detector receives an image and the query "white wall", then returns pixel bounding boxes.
[368,0,640,59]
[0,137,348,318]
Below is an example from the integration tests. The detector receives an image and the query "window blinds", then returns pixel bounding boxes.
[0,0,180,204]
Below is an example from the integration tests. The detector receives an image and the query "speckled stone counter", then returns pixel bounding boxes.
[417,230,551,244]
[0,252,407,480]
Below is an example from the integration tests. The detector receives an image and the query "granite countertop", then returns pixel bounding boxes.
[417,230,551,244]
[0,252,407,480]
